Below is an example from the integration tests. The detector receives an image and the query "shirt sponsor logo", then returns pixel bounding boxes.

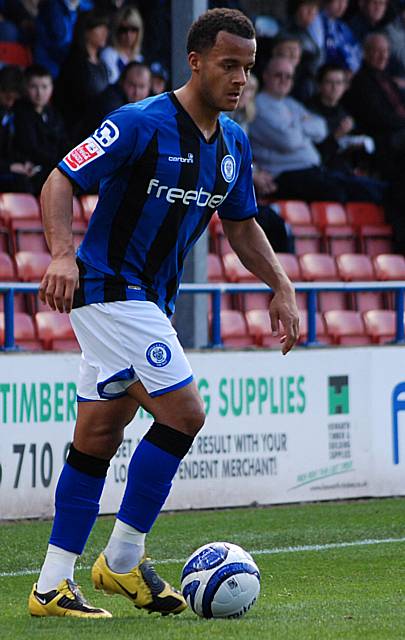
[221,154,236,182]
[146,342,172,367]
[93,119,120,147]
[168,153,194,163]
[63,138,105,171]
[147,178,228,209]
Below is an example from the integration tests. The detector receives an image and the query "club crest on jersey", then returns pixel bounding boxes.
[63,138,105,171]
[93,119,120,147]
[146,342,172,367]
[221,155,236,182]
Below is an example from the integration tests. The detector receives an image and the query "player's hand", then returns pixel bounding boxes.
[269,286,300,355]
[39,255,79,313]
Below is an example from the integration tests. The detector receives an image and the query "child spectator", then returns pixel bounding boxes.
[13,64,68,194]
[0,65,38,193]
[54,10,109,138]
[307,62,376,171]
[100,6,143,84]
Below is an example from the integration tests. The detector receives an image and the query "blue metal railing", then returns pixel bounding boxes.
[0,281,404,350]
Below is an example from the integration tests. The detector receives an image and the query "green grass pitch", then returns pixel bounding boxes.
[1,497,404,639]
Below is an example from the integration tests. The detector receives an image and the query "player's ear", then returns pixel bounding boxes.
[188,51,201,73]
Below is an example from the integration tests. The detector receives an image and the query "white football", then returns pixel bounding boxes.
[180,541,260,618]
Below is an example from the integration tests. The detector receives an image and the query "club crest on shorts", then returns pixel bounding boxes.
[146,342,172,367]
[221,155,236,182]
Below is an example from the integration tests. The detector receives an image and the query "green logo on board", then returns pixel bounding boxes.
[328,376,349,415]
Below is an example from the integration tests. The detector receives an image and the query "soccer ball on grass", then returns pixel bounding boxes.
[180,541,260,619]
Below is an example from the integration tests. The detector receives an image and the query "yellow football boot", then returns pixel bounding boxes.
[91,552,187,615]
[28,578,112,618]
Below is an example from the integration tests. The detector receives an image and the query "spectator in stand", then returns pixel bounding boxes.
[229,70,293,252]
[100,6,143,84]
[287,0,325,81]
[2,0,39,47]
[34,0,93,79]
[84,61,151,133]
[13,64,68,194]
[344,32,405,176]
[54,10,109,139]
[249,56,386,203]
[272,33,317,101]
[384,0,405,90]
[150,61,169,96]
[0,65,38,193]
[349,0,390,43]
[320,0,362,73]
[306,62,376,171]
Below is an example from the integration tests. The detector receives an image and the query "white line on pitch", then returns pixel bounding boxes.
[2,536,405,578]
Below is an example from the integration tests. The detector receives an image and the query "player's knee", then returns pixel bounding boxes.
[177,406,206,436]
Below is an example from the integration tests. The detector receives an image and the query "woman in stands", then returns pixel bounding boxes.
[100,6,144,84]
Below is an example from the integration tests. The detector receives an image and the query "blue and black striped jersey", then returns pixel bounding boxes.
[58,91,257,316]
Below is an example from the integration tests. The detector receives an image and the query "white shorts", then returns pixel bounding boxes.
[69,300,193,401]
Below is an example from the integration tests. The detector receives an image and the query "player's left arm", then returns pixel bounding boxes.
[222,217,300,354]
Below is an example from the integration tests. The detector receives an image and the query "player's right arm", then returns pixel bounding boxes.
[39,168,79,313]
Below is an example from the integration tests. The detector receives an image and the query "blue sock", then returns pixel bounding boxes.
[117,423,193,533]
[49,446,110,554]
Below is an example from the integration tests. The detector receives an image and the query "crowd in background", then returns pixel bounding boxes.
[1,0,405,251]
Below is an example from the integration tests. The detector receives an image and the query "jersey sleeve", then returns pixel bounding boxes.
[58,107,139,191]
[217,135,258,221]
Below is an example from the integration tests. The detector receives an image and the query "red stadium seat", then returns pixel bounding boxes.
[299,253,347,311]
[323,225,357,256]
[223,252,269,311]
[0,312,42,350]
[373,254,405,280]
[276,252,306,309]
[35,312,80,351]
[0,193,40,224]
[277,200,321,254]
[336,253,383,312]
[211,309,255,347]
[346,202,385,226]
[80,194,98,222]
[311,201,347,228]
[207,253,224,282]
[345,202,392,255]
[0,252,16,280]
[309,199,353,255]
[0,41,32,67]
[15,251,51,281]
[278,200,312,224]
[297,309,331,345]
[323,310,371,345]
[245,308,280,347]
[363,309,397,344]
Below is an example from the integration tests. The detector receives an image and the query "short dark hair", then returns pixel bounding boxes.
[0,65,24,93]
[25,64,52,83]
[186,8,255,54]
[119,61,151,83]
[317,63,347,82]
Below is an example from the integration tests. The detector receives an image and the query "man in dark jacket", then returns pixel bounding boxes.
[344,32,405,178]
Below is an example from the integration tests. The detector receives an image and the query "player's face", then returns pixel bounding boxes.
[193,31,256,112]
